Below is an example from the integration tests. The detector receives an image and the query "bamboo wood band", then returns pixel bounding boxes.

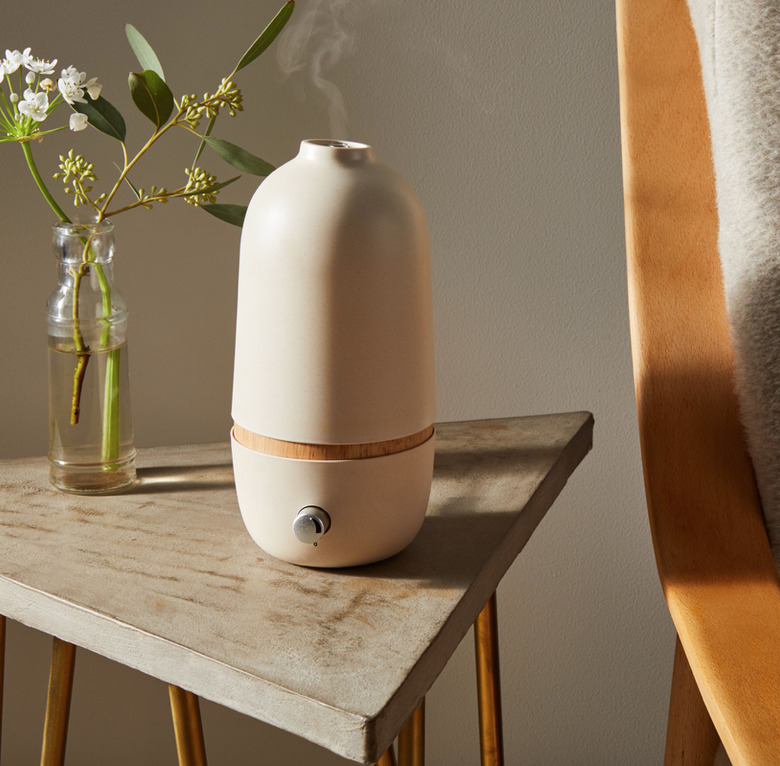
[232,423,434,460]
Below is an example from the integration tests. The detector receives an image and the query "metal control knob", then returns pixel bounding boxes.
[292,506,331,545]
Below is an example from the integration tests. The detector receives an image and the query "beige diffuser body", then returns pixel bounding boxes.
[231,139,436,567]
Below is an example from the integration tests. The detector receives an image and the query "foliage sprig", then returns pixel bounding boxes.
[1,0,294,227]
[2,3,295,437]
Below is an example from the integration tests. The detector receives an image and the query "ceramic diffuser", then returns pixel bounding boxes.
[230,139,436,567]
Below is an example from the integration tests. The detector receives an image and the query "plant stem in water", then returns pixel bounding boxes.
[102,348,121,462]
[93,262,120,463]
[69,266,90,425]
[71,353,89,424]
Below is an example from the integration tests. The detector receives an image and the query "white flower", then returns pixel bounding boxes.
[9,93,18,103]
[22,48,56,75]
[58,78,86,105]
[18,89,49,122]
[57,66,100,104]
[58,68,86,105]
[69,112,88,132]
[2,49,24,74]
[85,78,101,100]
[25,71,35,85]
[59,65,81,85]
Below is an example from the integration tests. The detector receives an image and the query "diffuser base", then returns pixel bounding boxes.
[230,430,435,567]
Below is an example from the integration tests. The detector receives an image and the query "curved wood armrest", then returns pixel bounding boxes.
[617,0,780,763]
[666,550,780,766]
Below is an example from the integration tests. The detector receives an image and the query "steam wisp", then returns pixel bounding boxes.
[276,0,360,139]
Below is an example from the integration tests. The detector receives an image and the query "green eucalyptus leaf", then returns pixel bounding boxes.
[125,24,166,81]
[71,95,127,142]
[200,203,247,227]
[114,162,142,201]
[129,70,174,129]
[235,1,295,72]
[125,177,142,201]
[171,175,241,199]
[191,113,217,170]
[203,136,274,176]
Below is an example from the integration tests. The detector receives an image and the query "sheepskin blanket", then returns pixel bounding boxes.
[687,0,780,573]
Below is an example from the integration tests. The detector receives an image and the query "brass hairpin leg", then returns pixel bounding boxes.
[397,698,424,766]
[0,615,5,762]
[169,685,208,766]
[40,638,77,766]
[474,592,504,766]
[377,743,397,766]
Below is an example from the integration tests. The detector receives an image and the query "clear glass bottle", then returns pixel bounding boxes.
[47,220,136,493]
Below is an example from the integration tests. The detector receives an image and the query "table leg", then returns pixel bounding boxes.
[40,638,76,766]
[0,615,5,762]
[474,592,504,766]
[397,698,424,766]
[376,743,397,766]
[168,685,207,766]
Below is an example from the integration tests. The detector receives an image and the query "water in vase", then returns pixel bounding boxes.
[48,340,136,493]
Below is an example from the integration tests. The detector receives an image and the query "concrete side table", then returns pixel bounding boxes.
[0,412,593,765]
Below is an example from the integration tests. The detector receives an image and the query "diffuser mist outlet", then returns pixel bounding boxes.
[231,139,436,567]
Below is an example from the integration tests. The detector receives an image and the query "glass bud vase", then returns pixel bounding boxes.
[47,220,136,493]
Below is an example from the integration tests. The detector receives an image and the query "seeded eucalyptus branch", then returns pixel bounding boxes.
[1,2,294,458]
[1,0,293,229]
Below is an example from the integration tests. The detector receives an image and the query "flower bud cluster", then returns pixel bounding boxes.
[217,79,243,117]
[136,185,169,210]
[180,78,244,128]
[53,149,98,207]
[180,94,202,129]
[183,167,218,206]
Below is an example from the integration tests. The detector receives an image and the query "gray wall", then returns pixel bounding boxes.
[0,0,674,763]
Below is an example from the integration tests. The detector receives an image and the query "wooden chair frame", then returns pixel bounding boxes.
[617,0,780,763]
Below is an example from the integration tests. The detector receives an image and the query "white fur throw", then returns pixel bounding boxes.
[687,0,780,573]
